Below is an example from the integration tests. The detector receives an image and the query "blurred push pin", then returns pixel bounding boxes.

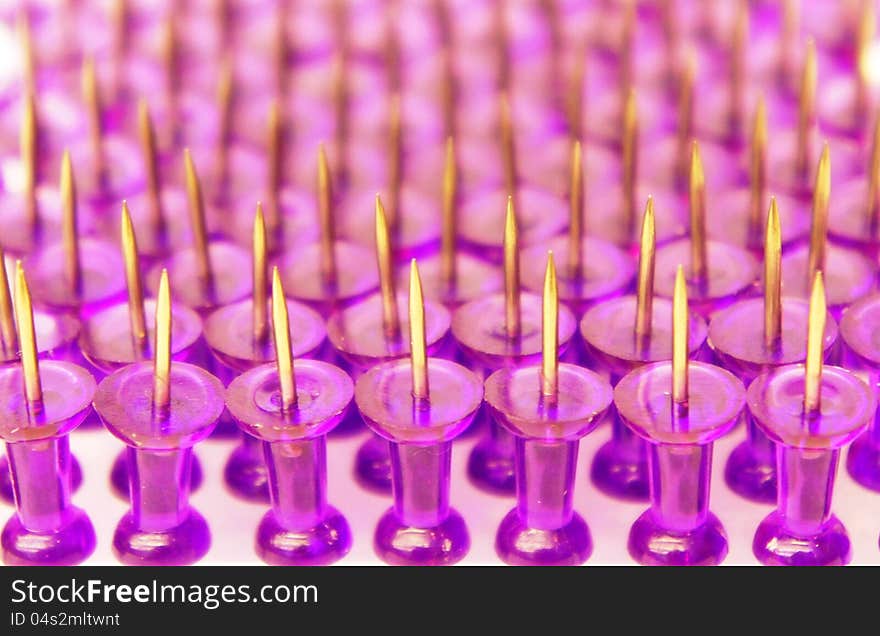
[94,270,225,565]
[485,252,612,564]
[356,260,483,565]
[749,272,875,565]
[226,268,354,565]
[615,266,745,565]
[0,263,96,565]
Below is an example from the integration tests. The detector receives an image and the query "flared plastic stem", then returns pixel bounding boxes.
[612,414,645,459]
[516,438,578,529]
[777,446,837,537]
[129,447,193,532]
[265,438,328,531]
[649,443,712,532]
[391,441,451,528]
[7,437,73,532]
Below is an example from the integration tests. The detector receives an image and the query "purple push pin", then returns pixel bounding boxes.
[454,198,577,494]
[205,204,327,502]
[226,268,353,565]
[356,260,483,565]
[330,197,451,493]
[486,252,612,565]
[654,142,759,319]
[276,145,379,317]
[840,294,880,492]
[79,202,204,499]
[520,140,635,317]
[0,263,96,565]
[581,198,709,500]
[0,253,82,504]
[749,272,875,565]
[782,144,876,319]
[93,270,225,565]
[615,266,745,565]
[710,198,839,503]
[400,137,502,309]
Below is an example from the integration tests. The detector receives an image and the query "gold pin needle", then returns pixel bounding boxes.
[622,88,639,242]
[21,91,38,227]
[409,259,430,401]
[183,148,214,287]
[152,268,171,415]
[541,251,559,402]
[138,100,166,242]
[869,112,880,234]
[795,38,817,178]
[253,203,268,344]
[618,0,635,98]
[331,54,348,183]
[317,143,338,287]
[18,12,35,95]
[503,195,521,339]
[778,0,799,82]
[121,201,147,352]
[440,48,456,137]
[388,93,402,231]
[440,136,458,286]
[162,16,181,99]
[748,95,768,245]
[728,0,748,135]
[214,58,233,191]
[14,261,42,411]
[803,270,826,414]
[672,264,689,407]
[689,141,708,282]
[500,93,518,204]
[854,0,875,121]
[675,49,696,185]
[266,100,283,236]
[635,196,656,340]
[272,266,297,411]
[566,42,586,139]
[82,55,106,185]
[375,195,401,339]
[807,142,831,287]
[764,197,782,348]
[493,3,510,91]
[111,0,130,92]
[568,139,584,278]
[272,7,289,98]
[60,150,81,294]
[0,253,17,355]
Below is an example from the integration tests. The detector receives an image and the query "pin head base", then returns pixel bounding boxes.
[26,238,126,313]
[781,243,876,314]
[710,298,839,382]
[581,295,708,378]
[823,179,880,250]
[327,292,450,368]
[277,241,379,311]
[654,239,760,316]
[205,298,325,373]
[753,510,851,566]
[453,292,577,369]
[747,364,876,450]
[71,135,145,203]
[0,310,79,364]
[0,361,95,442]
[0,186,98,256]
[226,359,354,442]
[707,190,810,250]
[147,241,252,314]
[406,252,503,308]
[587,187,687,250]
[840,294,880,366]
[459,186,568,260]
[521,237,635,311]
[485,364,612,441]
[80,299,203,374]
[615,361,745,445]
[355,358,483,444]
[2,505,96,566]
[94,361,224,450]
[228,187,320,253]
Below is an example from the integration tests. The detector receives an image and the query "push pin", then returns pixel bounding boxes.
[79,203,204,498]
[485,251,612,564]
[654,141,759,318]
[0,263,96,565]
[356,260,483,565]
[25,150,126,321]
[402,137,502,308]
[710,198,838,502]
[93,270,225,565]
[581,199,708,500]
[276,145,379,316]
[708,96,810,251]
[749,272,875,565]
[615,266,745,565]
[521,139,635,316]
[0,252,82,503]
[782,144,876,318]
[226,268,354,564]
[329,197,451,492]
[205,204,327,501]
[454,197,577,493]
[838,293,880,492]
